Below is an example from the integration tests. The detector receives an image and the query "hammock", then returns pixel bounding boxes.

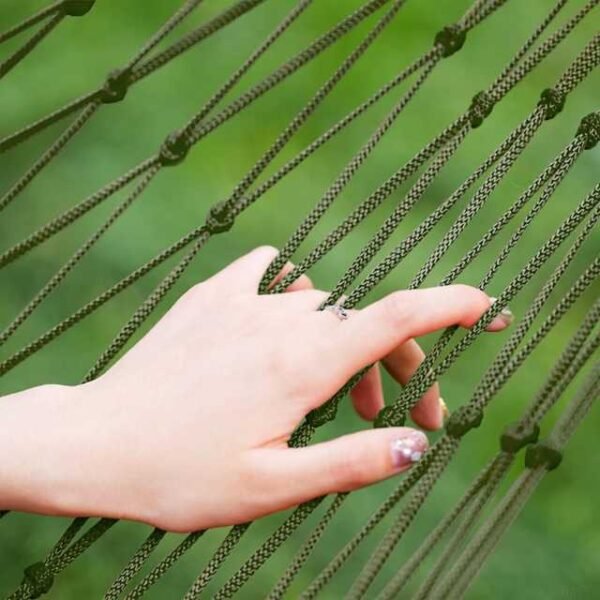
[0,0,598,598]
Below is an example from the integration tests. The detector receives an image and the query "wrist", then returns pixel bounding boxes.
[0,382,99,517]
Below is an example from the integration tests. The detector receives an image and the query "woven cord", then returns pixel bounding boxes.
[0,0,267,153]
[350,296,600,597]
[0,0,207,213]
[408,301,600,599]
[347,437,461,598]
[0,1,66,45]
[0,0,392,271]
[266,0,588,295]
[216,38,600,596]
[0,102,101,214]
[379,454,512,599]
[0,166,161,346]
[103,529,166,600]
[0,12,65,80]
[0,0,314,348]
[382,185,600,428]
[0,0,590,374]
[296,201,598,596]
[22,7,408,589]
[124,532,205,600]
[2,2,600,597]
[266,494,348,600]
[438,362,600,599]
[299,441,445,599]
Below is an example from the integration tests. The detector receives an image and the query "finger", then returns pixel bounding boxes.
[326,286,512,379]
[350,364,384,421]
[382,339,444,431]
[268,260,313,293]
[248,428,428,511]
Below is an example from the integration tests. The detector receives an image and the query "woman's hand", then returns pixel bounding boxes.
[0,247,512,532]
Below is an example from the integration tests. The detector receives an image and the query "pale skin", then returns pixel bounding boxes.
[0,246,512,533]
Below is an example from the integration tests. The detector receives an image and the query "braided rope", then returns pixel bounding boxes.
[0,0,268,153]
[0,12,65,80]
[1,1,599,597]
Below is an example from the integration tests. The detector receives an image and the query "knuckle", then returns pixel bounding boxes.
[382,291,413,330]
[333,448,372,489]
[449,284,490,325]
[254,245,279,260]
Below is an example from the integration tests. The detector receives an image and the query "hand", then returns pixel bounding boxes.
[0,247,511,532]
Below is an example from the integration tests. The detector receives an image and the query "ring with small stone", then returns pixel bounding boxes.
[325,303,349,321]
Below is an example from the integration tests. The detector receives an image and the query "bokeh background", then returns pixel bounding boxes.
[0,0,598,597]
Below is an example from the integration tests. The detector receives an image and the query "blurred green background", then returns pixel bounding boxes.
[0,0,598,597]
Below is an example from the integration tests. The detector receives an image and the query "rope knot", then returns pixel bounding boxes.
[500,421,540,454]
[22,562,54,599]
[159,130,190,166]
[445,404,483,438]
[62,0,95,16]
[525,441,563,471]
[100,68,132,104]
[576,112,600,149]
[538,88,566,120]
[205,201,235,234]
[434,24,467,57]
[468,90,495,128]
[306,399,340,428]
[373,404,406,429]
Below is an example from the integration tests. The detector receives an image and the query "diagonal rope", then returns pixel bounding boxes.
[0,0,268,154]
[0,0,206,214]
[0,0,315,347]
[269,0,591,295]
[299,190,599,597]
[384,300,600,600]
[344,200,600,596]
[437,361,600,599]
[0,0,591,379]
[0,0,393,268]
[0,12,65,80]
[2,2,599,598]
[0,0,65,45]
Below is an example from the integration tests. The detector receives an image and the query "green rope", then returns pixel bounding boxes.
[0,0,315,346]
[438,362,600,599]
[379,454,511,599]
[0,0,392,269]
[267,0,595,295]
[124,532,205,600]
[0,11,65,80]
[0,1,73,45]
[397,301,600,599]
[2,1,599,597]
[0,0,206,213]
[298,201,599,596]
[0,0,269,154]
[0,0,590,381]
[267,494,348,600]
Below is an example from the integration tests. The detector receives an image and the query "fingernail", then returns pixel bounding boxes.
[390,431,428,470]
[440,397,449,422]
[487,297,514,329]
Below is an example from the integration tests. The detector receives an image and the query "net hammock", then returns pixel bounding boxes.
[0,0,598,597]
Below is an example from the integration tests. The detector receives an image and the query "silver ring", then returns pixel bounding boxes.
[325,303,349,321]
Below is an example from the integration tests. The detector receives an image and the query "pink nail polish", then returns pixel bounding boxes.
[390,431,428,469]
[486,297,514,331]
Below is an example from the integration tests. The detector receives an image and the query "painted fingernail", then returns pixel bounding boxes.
[390,431,428,470]
[487,297,514,329]
[440,397,450,422]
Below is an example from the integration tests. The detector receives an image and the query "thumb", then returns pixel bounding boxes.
[248,428,428,512]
